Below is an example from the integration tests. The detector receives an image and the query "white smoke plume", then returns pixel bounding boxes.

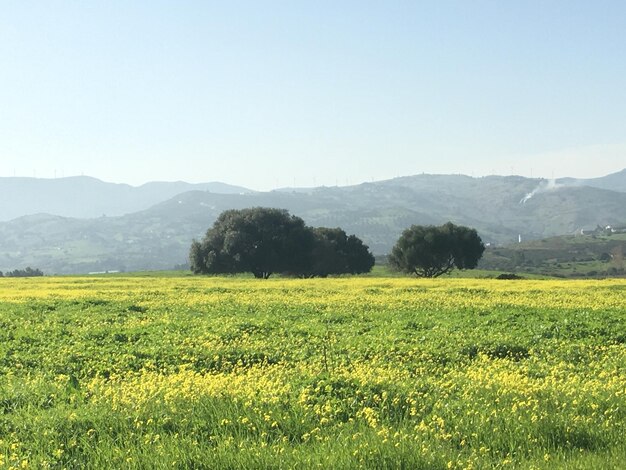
[520,179,563,204]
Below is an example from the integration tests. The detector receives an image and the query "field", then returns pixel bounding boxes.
[0,276,624,469]
[480,233,626,278]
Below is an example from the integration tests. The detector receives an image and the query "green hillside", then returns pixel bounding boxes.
[2,172,626,274]
[480,230,626,278]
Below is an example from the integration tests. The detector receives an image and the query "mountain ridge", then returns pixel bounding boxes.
[557,168,626,192]
[1,169,625,274]
[0,176,252,221]
[1,169,624,222]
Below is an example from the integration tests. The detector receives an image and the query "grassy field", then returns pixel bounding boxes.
[480,233,626,278]
[0,276,624,469]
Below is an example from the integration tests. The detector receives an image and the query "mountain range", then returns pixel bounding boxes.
[0,176,251,221]
[1,169,625,274]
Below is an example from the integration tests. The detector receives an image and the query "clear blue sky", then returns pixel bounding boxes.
[1,1,625,190]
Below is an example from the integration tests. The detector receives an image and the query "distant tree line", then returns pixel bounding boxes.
[0,267,44,277]
[190,208,486,279]
[190,208,375,278]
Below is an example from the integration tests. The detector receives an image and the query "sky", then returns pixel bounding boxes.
[1,1,625,190]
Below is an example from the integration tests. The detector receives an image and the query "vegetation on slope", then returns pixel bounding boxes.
[480,231,626,278]
[2,172,626,274]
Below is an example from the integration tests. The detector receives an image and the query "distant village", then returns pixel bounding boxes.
[579,224,626,236]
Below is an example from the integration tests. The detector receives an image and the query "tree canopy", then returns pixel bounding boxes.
[388,222,485,277]
[190,208,374,278]
[302,227,375,277]
[190,208,313,279]
[0,267,44,277]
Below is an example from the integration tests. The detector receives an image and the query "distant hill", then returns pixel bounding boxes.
[1,170,626,274]
[0,176,252,221]
[558,168,626,193]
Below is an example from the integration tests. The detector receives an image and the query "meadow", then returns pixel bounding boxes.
[0,275,624,469]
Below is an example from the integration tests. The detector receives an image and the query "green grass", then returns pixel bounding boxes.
[0,275,624,469]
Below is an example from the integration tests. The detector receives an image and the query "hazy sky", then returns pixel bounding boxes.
[1,2,625,190]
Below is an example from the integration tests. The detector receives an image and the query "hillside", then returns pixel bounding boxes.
[2,171,626,274]
[557,168,626,193]
[480,230,626,277]
[0,176,252,221]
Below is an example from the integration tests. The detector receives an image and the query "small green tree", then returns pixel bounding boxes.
[389,222,484,277]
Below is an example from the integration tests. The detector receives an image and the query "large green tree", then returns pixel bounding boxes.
[389,222,484,277]
[304,227,375,277]
[190,208,314,279]
[190,210,376,278]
